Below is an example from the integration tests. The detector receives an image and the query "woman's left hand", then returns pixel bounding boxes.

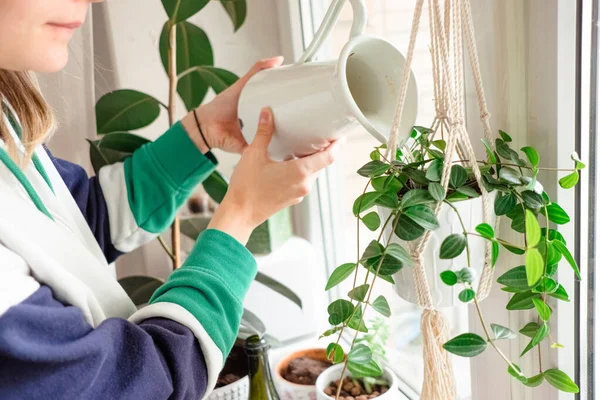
[182,57,284,154]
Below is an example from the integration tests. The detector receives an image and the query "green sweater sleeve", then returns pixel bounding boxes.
[149,229,257,359]
[123,121,217,234]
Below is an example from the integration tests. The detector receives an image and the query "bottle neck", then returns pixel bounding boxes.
[245,336,279,399]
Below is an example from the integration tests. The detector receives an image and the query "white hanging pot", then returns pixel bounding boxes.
[379,195,492,308]
[238,0,418,161]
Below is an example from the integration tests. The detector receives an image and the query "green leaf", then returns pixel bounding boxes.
[535,277,559,294]
[549,284,570,302]
[443,333,488,357]
[510,212,526,233]
[203,171,228,203]
[501,242,526,255]
[543,369,579,393]
[492,241,499,266]
[404,205,440,230]
[457,267,475,284]
[450,165,468,188]
[326,343,344,364]
[520,322,541,338]
[428,149,444,159]
[551,342,565,349]
[96,90,161,134]
[428,182,446,201]
[325,263,356,290]
[327,300,354,325]
[432,139,447,151]
[499,167,522,185]
[520,323,549,356]
[495,193,517,215]
[370,150,380,161]
[546,203,571,225]
[371,296,391,317]
[347,360,383,378]
[497,266,530,291]
[507,364,527,384]
[372,175,403,192]
[357,160,389,177]
[220,0,247,31]
[491,323,516,340]
[496,139,518,160]
[255,271,303,309]
[400,189,435,208]
[160,21,214,110]
[499,130,513,142]
[551,240,581,279]
[353,192,382,216]
[425,159,443,182]
[347,305,368,332]
[525,248,544,286]
[366,254,404,276]
[348,284,369,302]
[506,291,541,310]
[475,223,495,239]
[440,271,458,286]
[394,213,426,241]
[319,326,342,339]
[456,186,479,198]
[374,191,399,210]
[385,243,413,266]
[482,139,498,163]
[521,190,544,212]
[559,171,579,189]
[532,298,552,321]
[360,241,384,263]
[458,288,475,303]
[446,192,470,202]
[185,66,239,94]
[439,234,467,259]
[525,210,541,247]
[402,167,429,184]
[521,146,540,167]
[571,152,586,169]
[524,374,545,388]
[362,212,381,231]
[347,344,372,364]
[162,0,209,23]
[99,132,151,152]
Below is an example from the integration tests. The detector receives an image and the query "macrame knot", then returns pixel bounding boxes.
[480,111,491,121]
[436,112,448,120]
[449,117,464,127]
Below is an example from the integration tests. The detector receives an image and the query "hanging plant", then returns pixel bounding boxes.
[321,126,583,398]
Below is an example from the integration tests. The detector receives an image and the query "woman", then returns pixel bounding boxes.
[0,0,341,399]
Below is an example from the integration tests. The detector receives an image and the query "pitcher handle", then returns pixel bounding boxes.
[295,0,367,64]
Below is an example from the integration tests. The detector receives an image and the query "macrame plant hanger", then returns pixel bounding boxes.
[386,0,497,398]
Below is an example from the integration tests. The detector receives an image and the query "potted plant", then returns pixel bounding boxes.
[273,348,332,400]
[318,124,583,398]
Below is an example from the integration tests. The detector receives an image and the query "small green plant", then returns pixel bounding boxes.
[323,126,583,398]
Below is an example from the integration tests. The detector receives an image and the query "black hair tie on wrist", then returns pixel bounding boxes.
[193,109,211,151]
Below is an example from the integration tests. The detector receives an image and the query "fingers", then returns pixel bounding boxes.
[252,108,275,149]
[291,138,345,174]
[235,57,284,89]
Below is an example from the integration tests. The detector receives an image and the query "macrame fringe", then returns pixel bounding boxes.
[420,309,456,400]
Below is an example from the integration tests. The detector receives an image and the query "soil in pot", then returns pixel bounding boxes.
[215,344,248,389]
[323,378,390,400]
[282,355,332,385]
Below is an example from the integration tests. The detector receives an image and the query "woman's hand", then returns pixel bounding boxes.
[208,108,343,244]
[182,57,284,154]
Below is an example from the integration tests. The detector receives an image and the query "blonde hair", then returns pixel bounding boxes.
[0,70,55,164]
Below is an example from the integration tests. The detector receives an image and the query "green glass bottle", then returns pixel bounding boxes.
[245,335,280,400]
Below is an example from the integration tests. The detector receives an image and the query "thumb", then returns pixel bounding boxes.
[252,107,275,149]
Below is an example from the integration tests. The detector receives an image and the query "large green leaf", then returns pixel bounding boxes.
[506,291,540,310]
[497,266,529,291]
[160,21,214,111]
[394,213,426,241]
[118,276,164,306]
[400,189,435,208]
[546,203,571,225]
[439,234,467,259]
[552,240,582,279]
[182,66,239,94]
[404,205,440,230]
[203,171,228,203]
[549,284,570,302]
[559,171,579,189]
[494,193,517,215]
[96,90,161,134]
[543,369,579,393]
[521,323,549,356]
[255,271,302,309]
[362,212,381,231]
[347,360,383,378]
[519,322,541,338]
[385,243,413,266]
[521,146,540,167]
[532,298,552,321]
[327,299,354,325]
[347,344,372,364]
[357,160,389,177]
[525,248,544,287]
[162,0,210,23]
[353,192,382,216]
[450,165,468,188]
[443,333,488,357]
[221,0,247,31]
[99,132,151,152]
[525,211,541,248]
[325,263,356,291]
[87,139,132,175]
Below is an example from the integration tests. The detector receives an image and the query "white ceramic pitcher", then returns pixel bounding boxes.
[238,0,419,161]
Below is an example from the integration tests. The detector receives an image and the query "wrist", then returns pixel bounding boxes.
[207,196,255,245]
[182,106,213,154]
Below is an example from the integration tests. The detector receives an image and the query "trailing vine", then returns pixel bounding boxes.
[322,126,583,397]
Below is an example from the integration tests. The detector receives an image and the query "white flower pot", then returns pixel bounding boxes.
[207,376,249,400]
[315,364,398,400]
[380,195,492,307]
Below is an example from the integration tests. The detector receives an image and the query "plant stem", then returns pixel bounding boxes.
[335,215,401,400]
[353,180,373,288]
[467,233,526,250]
[167,22,181,269]
[444,200,471,265]
[158,236,176,262]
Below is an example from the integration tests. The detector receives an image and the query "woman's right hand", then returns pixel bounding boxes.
[208,107,343,244]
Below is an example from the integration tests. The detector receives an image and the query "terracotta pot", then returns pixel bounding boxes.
[274,348,331,400]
